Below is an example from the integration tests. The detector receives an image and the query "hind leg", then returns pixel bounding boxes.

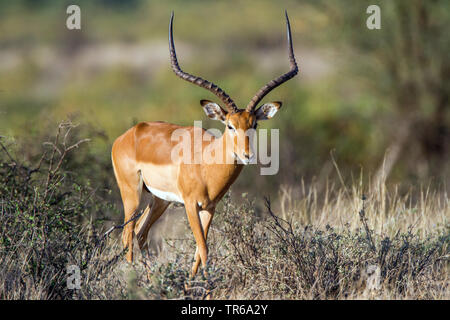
[113,168,142,263]
[119,185,142,263]
[135,196,170,251]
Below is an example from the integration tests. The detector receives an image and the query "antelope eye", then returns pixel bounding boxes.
[227,124,234,130]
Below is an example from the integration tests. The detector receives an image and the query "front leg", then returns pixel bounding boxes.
[184,200,209,277]
[192,208,214,277]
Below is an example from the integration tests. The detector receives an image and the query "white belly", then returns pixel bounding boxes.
[139,163,183,203]
[144,183,184,203]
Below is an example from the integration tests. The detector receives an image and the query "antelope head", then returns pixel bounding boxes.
[169,11,298,164]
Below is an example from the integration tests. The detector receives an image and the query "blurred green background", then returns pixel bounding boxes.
[0,0,449,198]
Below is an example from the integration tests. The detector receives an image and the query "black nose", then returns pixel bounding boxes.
[244,153,255,160]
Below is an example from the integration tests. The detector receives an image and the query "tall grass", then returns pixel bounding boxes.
[0,123,448,299]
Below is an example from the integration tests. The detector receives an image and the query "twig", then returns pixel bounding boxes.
[0,139,16,164]
[358,195,376,253]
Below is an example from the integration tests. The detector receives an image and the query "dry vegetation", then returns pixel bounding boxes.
[1,0,449,301]
[0,123,448,300]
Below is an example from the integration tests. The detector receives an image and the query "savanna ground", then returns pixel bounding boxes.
[0,122,448,299]
[0,1,449,299]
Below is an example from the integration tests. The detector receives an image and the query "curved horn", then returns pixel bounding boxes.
[246,10,299,112]
[169,12,239,113]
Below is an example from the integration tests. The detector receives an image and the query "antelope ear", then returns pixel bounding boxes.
[201,100,227,123]
[255,101,282,120]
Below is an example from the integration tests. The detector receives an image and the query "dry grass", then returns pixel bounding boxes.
[0,123,448,300]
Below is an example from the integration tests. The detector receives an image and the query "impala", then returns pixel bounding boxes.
[111,11,298,276]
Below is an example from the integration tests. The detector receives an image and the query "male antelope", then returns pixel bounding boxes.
[112,11,298,276]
